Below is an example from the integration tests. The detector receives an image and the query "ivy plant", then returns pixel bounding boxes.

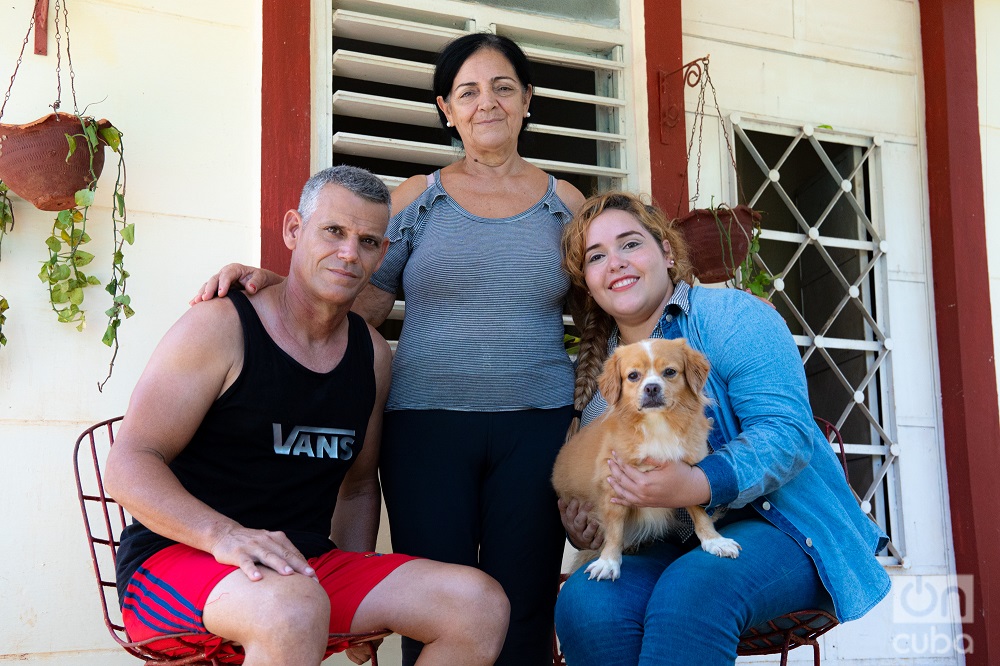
[0,182,14,347]
[0,114,134,388]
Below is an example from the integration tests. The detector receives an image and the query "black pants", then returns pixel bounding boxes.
[380,407,572,666]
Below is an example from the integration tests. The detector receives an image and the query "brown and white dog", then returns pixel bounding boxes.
[552,338,741,581]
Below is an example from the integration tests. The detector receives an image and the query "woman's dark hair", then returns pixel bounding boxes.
[433,32,534,142]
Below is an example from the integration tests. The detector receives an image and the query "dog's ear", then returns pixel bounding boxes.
[598,352,623,406]
[682,342,711,395]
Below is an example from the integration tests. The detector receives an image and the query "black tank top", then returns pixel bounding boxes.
[116,291,376,601]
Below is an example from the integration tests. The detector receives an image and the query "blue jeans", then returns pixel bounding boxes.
[554,515,834,666]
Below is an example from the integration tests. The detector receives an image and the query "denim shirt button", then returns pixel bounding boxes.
[805,537,814,547]
[762,501,771,510]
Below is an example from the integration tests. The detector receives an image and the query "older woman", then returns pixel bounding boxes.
[554,192,890,665]
[195,33,584,666]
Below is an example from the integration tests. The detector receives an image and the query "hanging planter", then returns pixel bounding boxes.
[677,204,759,284]
[0,112,111,210]
[673,56,772,295]
[0,0,134,390]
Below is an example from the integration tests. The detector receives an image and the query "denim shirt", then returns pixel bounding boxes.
[582,282,890,622]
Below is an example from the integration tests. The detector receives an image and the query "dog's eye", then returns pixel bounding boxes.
[663,368,678,378]
[627,371,641,382]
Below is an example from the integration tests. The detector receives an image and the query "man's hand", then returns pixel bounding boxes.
[190,264,282,305]
[210,526,317,581]
[344,639,382,664]
[558,498,604,550]
[607,452,711,509]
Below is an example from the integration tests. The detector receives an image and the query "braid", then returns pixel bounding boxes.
[566,293,615,441]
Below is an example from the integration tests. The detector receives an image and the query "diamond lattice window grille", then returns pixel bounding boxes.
[731,116,902,563]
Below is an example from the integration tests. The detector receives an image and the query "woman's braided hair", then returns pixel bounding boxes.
[560,192,694,439]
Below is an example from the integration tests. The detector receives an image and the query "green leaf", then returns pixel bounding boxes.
[76,321,85,332]
[55,209,73,229]
[53,264,71,281]
[99,126,122,152]
[75,189,95,208]
[115,193,126,217]
[65,133,77,159]
[102,325,116,347]
[114,294,131,306]
[0,297,8,312]
[60,229,72,244]
[69,287,85,305]
[58,308,75,322]
[122,223,135,244]
[113,251,124,265]
[84,122,99,149]
[105,280,118,296]
[72,250,95,266]
[45,236,62,253]
[87,275,102,286]
[80,231,92,243]
[123,304,135,318]
[51,287,69,304]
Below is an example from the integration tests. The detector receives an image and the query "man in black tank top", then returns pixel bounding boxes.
[105,167,509,666]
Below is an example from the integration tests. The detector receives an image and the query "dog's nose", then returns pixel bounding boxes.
[644,383,661,397]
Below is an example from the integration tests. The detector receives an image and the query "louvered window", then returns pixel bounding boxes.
[315,0,634,193]
[314,0,636,338]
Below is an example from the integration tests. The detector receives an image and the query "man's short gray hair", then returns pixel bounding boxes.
[298,165,391,222]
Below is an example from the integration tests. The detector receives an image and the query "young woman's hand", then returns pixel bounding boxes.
[607,452,711,509]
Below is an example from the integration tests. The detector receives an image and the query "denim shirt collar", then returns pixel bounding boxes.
[607,280,693,354]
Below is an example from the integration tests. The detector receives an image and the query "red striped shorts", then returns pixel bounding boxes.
[121,543,417,662]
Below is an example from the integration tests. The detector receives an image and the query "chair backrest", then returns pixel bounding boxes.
[814,416,850,484]
[73,416,138,656]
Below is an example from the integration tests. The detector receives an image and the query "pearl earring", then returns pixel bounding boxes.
[446,121,453,127]
[525,111,531,118]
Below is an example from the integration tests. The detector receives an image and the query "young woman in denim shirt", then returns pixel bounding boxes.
[554,192,890,665]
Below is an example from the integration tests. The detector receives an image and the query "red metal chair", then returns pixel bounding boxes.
[552,417,850,665]
[75,416,390,665]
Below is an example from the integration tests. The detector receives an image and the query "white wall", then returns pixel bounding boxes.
[682,1,963,663]
[979,1,1000,402]
[0,1,261,662]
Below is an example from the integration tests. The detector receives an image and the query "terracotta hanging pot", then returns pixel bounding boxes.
[0,112,110,211]
[676,204,761,284]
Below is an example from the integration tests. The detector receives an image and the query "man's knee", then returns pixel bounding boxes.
[206,571,331,648]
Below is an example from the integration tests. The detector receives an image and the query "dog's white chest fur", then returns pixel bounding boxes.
[638,418,686,463]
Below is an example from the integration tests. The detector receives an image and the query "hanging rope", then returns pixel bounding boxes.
[677,55,747,215]
[0,11,37,124]
[0,0,80,121]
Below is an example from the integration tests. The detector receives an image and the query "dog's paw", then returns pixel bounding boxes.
[585,557,621,581]
[701,537,742,559]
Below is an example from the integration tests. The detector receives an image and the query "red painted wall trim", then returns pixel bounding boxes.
[261,0,311,274]
[920,2,1000,662]
[643,0,688,216]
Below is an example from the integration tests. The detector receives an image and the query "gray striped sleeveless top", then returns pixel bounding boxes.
[370,170,575,411]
